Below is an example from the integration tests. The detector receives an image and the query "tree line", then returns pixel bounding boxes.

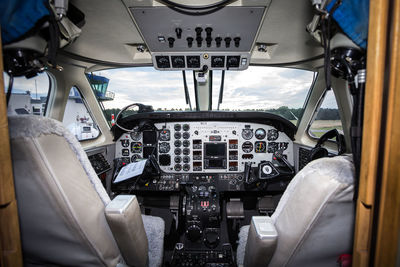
[103,106,340,123]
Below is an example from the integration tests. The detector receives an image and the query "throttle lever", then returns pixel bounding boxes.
[244,162,253,184]
[273,149,294,174]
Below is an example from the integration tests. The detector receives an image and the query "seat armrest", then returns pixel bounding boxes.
[105,195,148,267]
[244,216,278,267]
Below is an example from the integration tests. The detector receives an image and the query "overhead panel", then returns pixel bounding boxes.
[130,6,268,71]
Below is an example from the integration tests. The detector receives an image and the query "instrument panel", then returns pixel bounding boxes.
[115,121,293,173]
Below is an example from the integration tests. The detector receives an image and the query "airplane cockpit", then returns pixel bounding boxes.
[1,0,381,266]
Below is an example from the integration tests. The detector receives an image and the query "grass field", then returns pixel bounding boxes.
[309,120,342,137]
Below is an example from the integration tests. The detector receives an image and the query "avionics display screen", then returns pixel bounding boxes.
[143,131,157,144]
[205,143,227,157]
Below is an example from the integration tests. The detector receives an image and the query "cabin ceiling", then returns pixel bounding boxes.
[64,0,323,67]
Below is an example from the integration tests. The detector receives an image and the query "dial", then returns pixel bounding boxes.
[130,131,141,141]
[174,164,182,171]
[174,148,182,155]
[183,164,190,172]
[183,156,190,163]
[254,141,266,153]
[174,132,182,139]
[242,141,253,153]
[241,129,253,140]
[121,139,130,147]
[131,154,142,162]
[159,142,170,153]
[267,142,279,153]
[183,148,190,155]
[183,124,190,131]
[255,128,266,140]
[174,124,182,131]
[159,129,170,141]
[183,140,190,147]
[174,140,182,147]
[174,156,182,163]
[267,129,279,141]
[183,132,190,139]
[131,142,143,153]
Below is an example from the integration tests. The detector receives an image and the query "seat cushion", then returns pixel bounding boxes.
[142,215,165,267]
[236,225,250,267]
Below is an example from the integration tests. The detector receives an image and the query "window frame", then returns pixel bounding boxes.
[306,88,344,141]
[62,85,102,142]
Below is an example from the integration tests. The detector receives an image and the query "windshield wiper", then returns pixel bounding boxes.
[182,71,192,111]
[217,70,225,110]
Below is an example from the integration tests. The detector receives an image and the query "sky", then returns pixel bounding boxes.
[95,66,317,110]
[3,72,50,98]
[3,66,338,110]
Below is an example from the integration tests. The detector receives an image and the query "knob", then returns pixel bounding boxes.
[187,37,194,48]
[175,27,182,39]
[224,37,231,48]
[206,37,212,47]
[168,37,175,48]
[234,37,241,47]
[175,243,184,251]
[205,27,213,36]
[215,37,222,47]
[196,37,203,47]
[195,27,203,36]
[262,164,273,175]
[187,224,202,242]
[204,230,219,248]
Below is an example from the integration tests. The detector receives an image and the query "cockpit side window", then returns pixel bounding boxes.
[308,89,343,138]
[62,86,101,142]
[3,72,51,116]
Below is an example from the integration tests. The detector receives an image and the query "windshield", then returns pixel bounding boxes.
[90,66,315,125]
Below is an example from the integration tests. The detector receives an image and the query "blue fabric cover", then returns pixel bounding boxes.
[0,0,49,44]
[327,0,369,49]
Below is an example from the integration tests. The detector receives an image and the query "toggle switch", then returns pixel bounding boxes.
[234,37,241,47]
[175,27,182,39]
[196,37,203,47]
[224,37,232,48]
[195,27,203,37]
[215,37,222,47]
[206,37,212,47]
[187,37,194,48]
[205,27,213,37]
[168,37,175,48]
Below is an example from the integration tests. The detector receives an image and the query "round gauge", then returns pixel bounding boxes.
[183,140,190,147]
[130,131,141,141]
[183,124,190,131]
[174,140,182,147]
[131,142,142,153]
[183,164,190,172]
[267,142,279,153]
[242,141,254,153]
[254,141,266,153]
[174,148,182,155]
[159,142,170,153]
[174,156,182,163]
[183,132,190,139]
[267,129,279,141]
[174,132,182,139]
[174,124,182,131]
[121,139,130,147]
[131,154,142,162]
[255,128,266,140]
[183,148,190,155]
[183,156,190,163]
[159,129,170,141]
[174,164,182,171]
[241,129,253,140]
